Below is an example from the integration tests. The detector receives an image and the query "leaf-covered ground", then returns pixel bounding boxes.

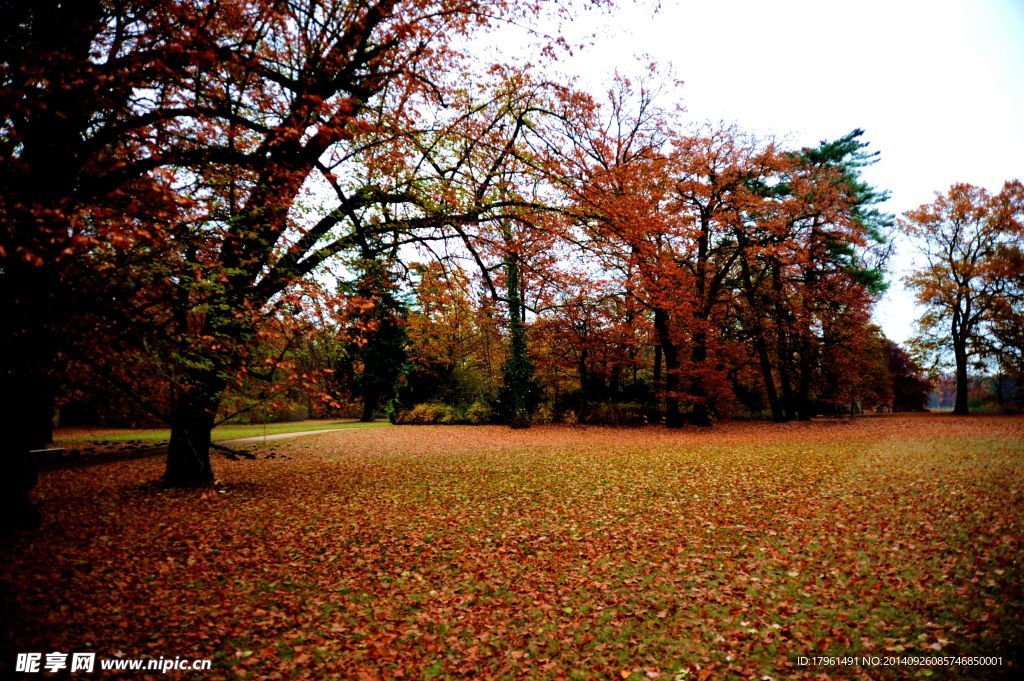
[2,415,1022,679]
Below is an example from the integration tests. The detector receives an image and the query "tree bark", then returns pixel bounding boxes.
[651,342,662,423]
[953,333,970,415]
[164,376,222,487]
[739,258,784,422]
[688,331,713,427]
[0,267,54,530]
[360,387,379,422]
[653,307,683,428]
[503,251,532,428]
[797,337,815,421]
[1,2,107,528]
[770,266,799,420]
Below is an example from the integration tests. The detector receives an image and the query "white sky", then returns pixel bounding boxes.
[544,0,1024,343]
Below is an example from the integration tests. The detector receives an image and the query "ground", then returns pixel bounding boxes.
[2,415,1022,679]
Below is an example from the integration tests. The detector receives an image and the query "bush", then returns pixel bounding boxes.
[396,402,485,424]
[393,400,498,425]
[385,398,402,424]
[438,404,459,424]
[398,402,448,424]
[532,402,555,425]
[465,400,493,424]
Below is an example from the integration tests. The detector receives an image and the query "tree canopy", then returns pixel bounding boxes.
[0,0,951,506]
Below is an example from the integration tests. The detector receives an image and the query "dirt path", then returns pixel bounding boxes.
[217,428,356,446]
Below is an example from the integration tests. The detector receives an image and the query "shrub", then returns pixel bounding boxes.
[394,400,498,425]
[532,402,554,425]
[465,400,493,424]
[402,403,443,424]
[386,398,401,424]
[438,404,460,424]
[396,402,466,424]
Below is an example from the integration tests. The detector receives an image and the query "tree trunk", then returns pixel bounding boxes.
[953,335,970,415]
[797,338,815,421]
[653,308,683,428]
[688,331,713,427]
[0,359,50,530]
[503,251,532,429]
[360,387,379,422]
[650,343,663,422]
[771,266,798,420]
[739,258,784,422]
[164,377,221,487]
[0,265,58,530]
[755,337,784,422]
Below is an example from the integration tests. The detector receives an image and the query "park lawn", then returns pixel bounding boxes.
[3,414,1022,679]
[53,418,389,445]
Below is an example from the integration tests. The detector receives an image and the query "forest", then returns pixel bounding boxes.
[1,0,1021,491]
[3,1,1024,678]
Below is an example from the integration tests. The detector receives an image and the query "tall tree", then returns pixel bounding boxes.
[336,257,408,422]
[397,68,588,426]
[903,180,1023,414]
[0,0,223,524]
[143,1,587,482]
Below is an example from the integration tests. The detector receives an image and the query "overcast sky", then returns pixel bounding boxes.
[546,0,1024,342]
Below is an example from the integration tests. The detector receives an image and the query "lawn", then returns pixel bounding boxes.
[2,415,1022,679]
[53,419,389,445]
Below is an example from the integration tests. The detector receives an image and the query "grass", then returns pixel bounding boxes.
[4,414,1022,680]
[53,418,389,444]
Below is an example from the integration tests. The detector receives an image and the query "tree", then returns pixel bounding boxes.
[888,342,932,412]
[401,262,501,410]
[0,0,226,524]
[740,130,890,422]
[141,1,593,483]
[392,67,590,427]
[903,180,1023,414]
[336,257,408,422]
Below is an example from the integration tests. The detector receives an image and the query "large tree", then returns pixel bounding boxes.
[903,180,1023,414]
[0,0,225,524]
[141,1,584,483]
[2,0,600,494]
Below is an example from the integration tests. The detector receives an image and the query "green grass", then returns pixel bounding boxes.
[54,418,389,444]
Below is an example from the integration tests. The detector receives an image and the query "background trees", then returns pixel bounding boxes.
[903,180,1024,414]
[2,0,950,509]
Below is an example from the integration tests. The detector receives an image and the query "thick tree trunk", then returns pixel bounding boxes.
[360,387,379,422]
[0,265,58,530]
[653,308,683,428]
[953,335,970,415]
[0,7,99,528]
[0,365,50,531]
[164,377,222,487]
